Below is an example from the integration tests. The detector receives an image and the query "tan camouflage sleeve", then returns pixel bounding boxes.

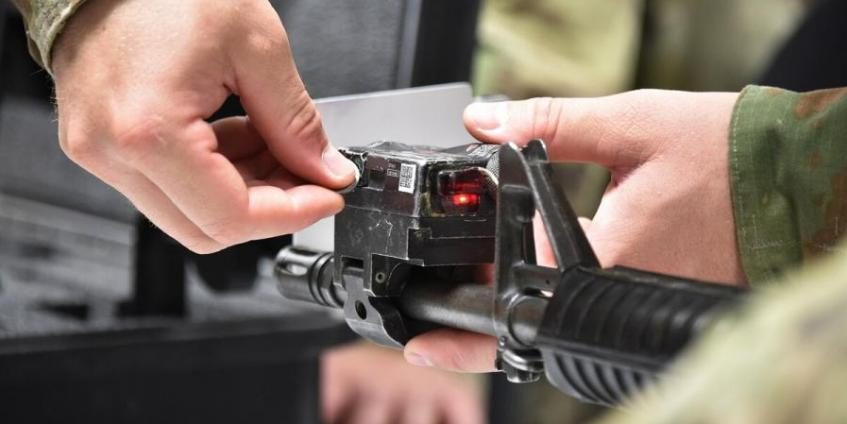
[730,85,847,284]
[11,0,89,73]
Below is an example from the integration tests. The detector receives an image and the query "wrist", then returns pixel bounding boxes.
[52,0,114,82]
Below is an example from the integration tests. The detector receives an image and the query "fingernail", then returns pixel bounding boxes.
[336,163,360,194]
[323,147,358,179]
[466,102,507,131]
[406,352,434,367]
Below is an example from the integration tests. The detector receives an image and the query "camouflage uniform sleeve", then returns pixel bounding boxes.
[730,85,847,284]
[11,0,90,73]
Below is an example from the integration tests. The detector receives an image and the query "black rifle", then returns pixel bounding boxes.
[275,140,747,406]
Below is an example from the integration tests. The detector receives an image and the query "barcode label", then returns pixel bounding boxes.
[398,163,416,193]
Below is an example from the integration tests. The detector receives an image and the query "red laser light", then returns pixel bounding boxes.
[450,193,479,207]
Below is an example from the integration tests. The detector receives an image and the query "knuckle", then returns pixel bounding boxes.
[439,348,472,372]
[112,113,166,160]
[244,21,289,57]
[527,97,561,142]
[60,128,98,163]
[286,95,326,150]
[247,32,283,57]
[199,216,248,247]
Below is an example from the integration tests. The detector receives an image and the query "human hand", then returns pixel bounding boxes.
[321,343,484,424]
[405,89,744,372]
[51,0,357,253]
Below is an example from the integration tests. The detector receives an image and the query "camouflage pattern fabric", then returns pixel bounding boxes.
[731,86,847,284]
[11,0,89,73]
[473,0,804,98]
[473,0,642,99]
[638,0,802,91]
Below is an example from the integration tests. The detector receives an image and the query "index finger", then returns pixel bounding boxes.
[129,117,343,250]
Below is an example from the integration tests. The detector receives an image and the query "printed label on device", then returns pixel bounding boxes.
[398,163,416,194]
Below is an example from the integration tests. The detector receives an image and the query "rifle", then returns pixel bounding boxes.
[275,139,746,406]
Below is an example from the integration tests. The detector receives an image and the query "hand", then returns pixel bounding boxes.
[52,0,357,253]
[321,343,484,424]
[405,89,744,372]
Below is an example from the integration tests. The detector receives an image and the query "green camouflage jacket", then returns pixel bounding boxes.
[13,1,847,422]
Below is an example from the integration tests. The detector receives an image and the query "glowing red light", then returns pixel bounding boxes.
[451,193,479,207]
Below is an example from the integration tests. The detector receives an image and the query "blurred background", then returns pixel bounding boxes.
[1,0,844,423]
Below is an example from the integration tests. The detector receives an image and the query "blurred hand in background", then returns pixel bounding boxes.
[51,0,357,253]
[322,343,484,424]
[406,89,744,372]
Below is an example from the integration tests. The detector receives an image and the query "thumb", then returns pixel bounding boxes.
[463,97,648,168]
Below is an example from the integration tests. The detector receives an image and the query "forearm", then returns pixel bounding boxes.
[11,0,89,72]
[730,85,847,284]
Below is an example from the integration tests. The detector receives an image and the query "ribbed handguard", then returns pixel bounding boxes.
[536,266,745,406]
